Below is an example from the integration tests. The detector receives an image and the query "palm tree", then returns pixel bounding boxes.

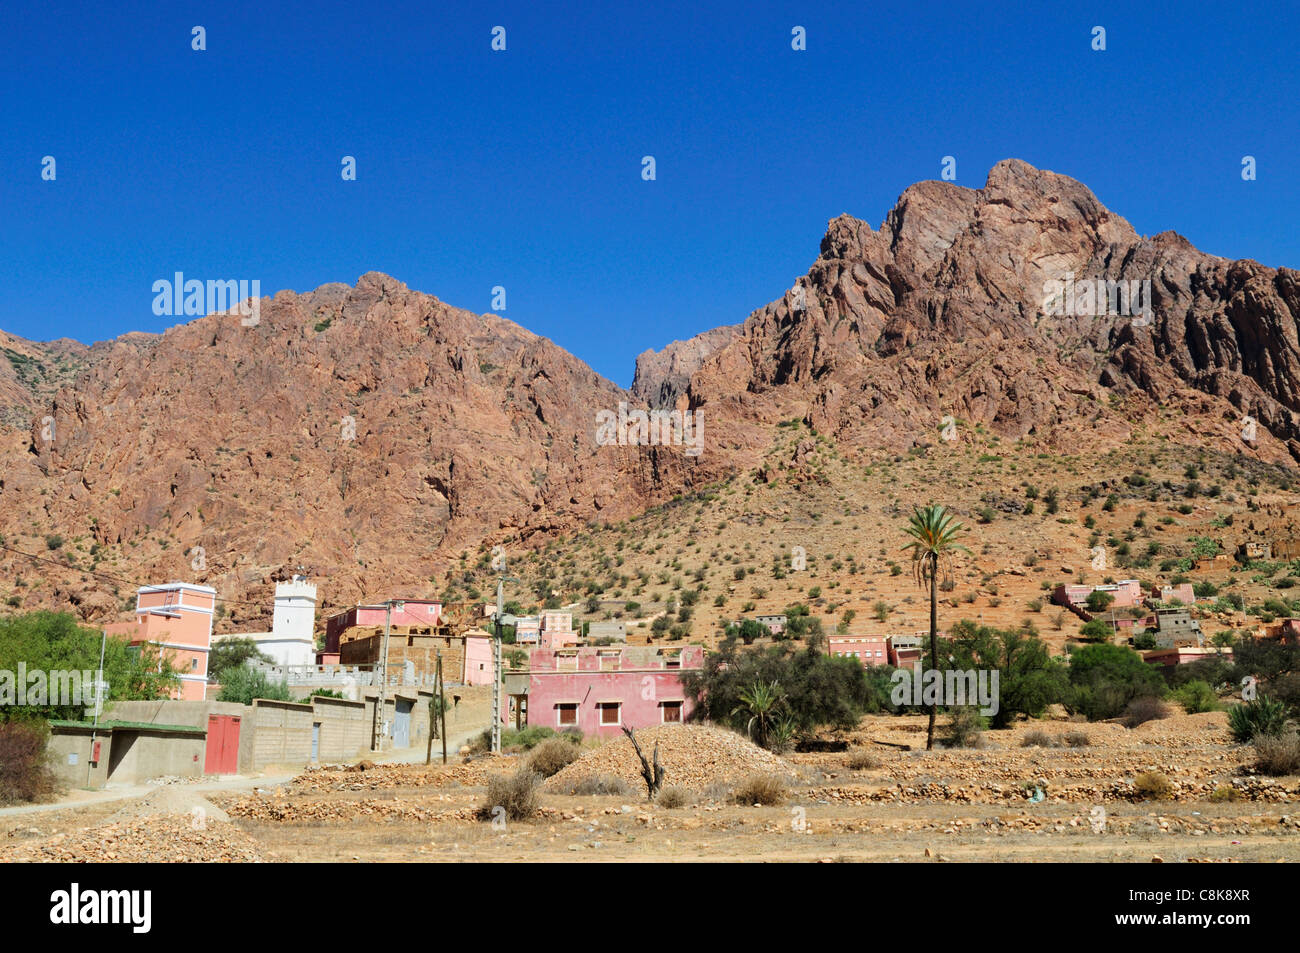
[902,504,970,750]
[732,679,786,750]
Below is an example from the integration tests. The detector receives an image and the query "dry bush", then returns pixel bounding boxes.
[1209,785,1242,803]
[1021,730,1057,748]
[478,769,542,821]
[1062,730,1091,747]
[1123,696,1169,729]
[0,721,57,805]
[657,785,689,809]
[1133,771,1173,800]
[526,736,581,778]
[732,773,787,806]
[846,749,880,770]
[564,774,631,796]
[1252,731,1300,776]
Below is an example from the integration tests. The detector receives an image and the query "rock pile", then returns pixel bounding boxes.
[546,724,794,793]
[0,814,264,863]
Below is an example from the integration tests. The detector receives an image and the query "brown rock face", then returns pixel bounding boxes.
[2,159,1297,622]
[631,325,741,408]
[680,159,1300,463]
[0,273,722,624]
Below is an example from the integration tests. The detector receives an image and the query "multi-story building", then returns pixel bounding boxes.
[827,635,889,667]
[510,644,704,736]
[104,583,217,701]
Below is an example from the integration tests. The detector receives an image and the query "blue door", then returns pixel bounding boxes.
[393,699,412,747]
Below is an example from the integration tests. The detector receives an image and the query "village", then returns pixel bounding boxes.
[20,508,1300,793]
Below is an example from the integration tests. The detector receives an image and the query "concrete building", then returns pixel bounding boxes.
[513,615,541,643]
[756,614,787,636]
[103,582,217,701]
[1151,607,1204,648]
[512,644,704,736]
[47,719,208,789]
[1157,583,1197,606]
[888,634,923,669]
[587,621,627,642]
[324,600,442,654]
[828,635,889,667]
[539,611,580,650]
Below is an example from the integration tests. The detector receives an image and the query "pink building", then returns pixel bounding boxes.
[888,634,924,669]
[519,644,704,736]
[828,635,889,667]
[539,611,580,650]
[103,583,217,701]
[1158,583,1197,605]
[463,633,493,686]
[1053,580,1143,610]
[324,600,442,653]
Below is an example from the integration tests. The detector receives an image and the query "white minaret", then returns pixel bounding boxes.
[272,574,318,666]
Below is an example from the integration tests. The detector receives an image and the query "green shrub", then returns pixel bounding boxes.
[1171,680,1220,714]
[1208,785,1241,803]
[479,769,542,821]
[1228,695,1289,742]
[215,666,294,705]
[944,707,985,748]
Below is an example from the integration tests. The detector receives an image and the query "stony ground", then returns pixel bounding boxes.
[3,715,1296,863]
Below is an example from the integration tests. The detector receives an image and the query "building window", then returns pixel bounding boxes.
[557,703,578,727]
[660,701,683,723]
[597,702,621,726]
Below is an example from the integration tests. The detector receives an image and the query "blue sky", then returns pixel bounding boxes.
[2,0,1296,387]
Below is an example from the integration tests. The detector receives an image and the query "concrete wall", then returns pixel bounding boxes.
[310,696,368,762]
[107,699,254,774]
[47,725,206,789]
[250,699,314,768]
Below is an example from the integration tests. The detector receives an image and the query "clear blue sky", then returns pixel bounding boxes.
[2,0,1296,387]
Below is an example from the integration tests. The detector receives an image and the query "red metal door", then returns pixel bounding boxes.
[203,715,241,774]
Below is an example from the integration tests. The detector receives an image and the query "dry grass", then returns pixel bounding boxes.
[478,769,542,821]
[732,773,787,806]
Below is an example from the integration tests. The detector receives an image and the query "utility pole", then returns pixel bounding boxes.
[86,629,107,788]
[492,578,503,754]
[371,599,402,752]
[438,651,447,765]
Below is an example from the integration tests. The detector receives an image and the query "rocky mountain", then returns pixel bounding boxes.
[631,325,741,408]
[664,159,1300,465]
[1,159,1297,626]
[0,274,723,627]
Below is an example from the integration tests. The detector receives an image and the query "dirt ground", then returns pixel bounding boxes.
[3,712,1297,863]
